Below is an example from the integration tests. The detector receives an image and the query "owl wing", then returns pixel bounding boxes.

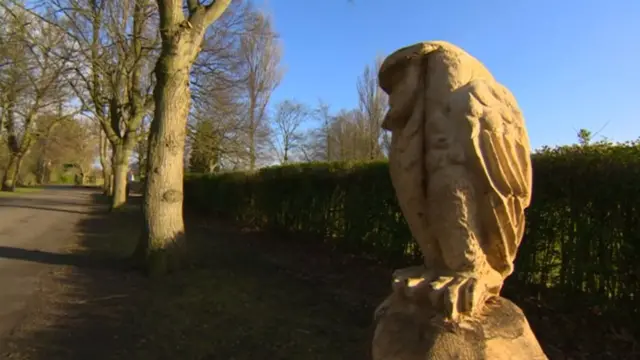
[450,78,533,277]
[387,100,435,265]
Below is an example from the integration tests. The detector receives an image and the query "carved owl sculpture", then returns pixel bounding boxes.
[378,41,532,320]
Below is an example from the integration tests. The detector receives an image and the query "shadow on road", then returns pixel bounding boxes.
[0,197,99,206]
[1,192,148,360]
[0,246,118,269]
[1,187,636,360]
[0,190,99,215]
[1,190,386,360]
[0,204,92,215]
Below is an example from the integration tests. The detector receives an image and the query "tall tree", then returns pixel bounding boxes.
[136,0,232,275]
[9,113,97,186]
[33,114,65,184]
[133,115,152,179]
[356,57,387,160]
[187,1,251,172]
[270,99,309,164]
[300,58,389,162]
[322,109,376,161]
[56,0,159,209]
[188,118,220,172]
[577,128,592,146]
[41,117,97,184]
[239,11,282,170]
[98,123,112,193]
[0,5,75,191]
[302,99,334,162]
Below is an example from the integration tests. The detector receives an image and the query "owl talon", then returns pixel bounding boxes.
[392,266,437,291]
[428,273,496,320]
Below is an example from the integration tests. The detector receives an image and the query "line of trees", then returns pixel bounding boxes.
[0,0,390,275]
[187,55,390,170]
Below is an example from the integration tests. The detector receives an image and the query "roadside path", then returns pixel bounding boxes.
[0,187,103,341]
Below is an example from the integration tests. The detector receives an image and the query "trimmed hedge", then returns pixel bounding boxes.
[184,142,640,318]
[185,161,418,266]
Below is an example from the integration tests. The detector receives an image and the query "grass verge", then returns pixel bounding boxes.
[0,187,43,197]
[4,192,637,359]
[3,194,384,359]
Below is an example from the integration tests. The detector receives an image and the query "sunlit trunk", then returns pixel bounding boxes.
[135,42,191,276]
[2,154,23,192]
[111,144,132,210]
[134,0,231,276]
[99,129,112,195]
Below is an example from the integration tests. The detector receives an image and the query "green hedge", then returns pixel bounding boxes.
[185,161,418,265]
[184,143,640,318]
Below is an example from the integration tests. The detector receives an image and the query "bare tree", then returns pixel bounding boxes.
[32,114,64,184]
[328,109,372,161]
[238,11,282,170]
[41,117,97,184]
[0,4,76,191]
[133,115,152,178]
[98,122,112,193]
[300,99,334,162]
[54,0,159,208]
[13,113,96,186]
[136,0,232,275]
[270,99,309,164]
[187,1,253,172]
[299,58,389,163]
[188,97,250,172]
[356,56,387,160]
[189,118,219,172]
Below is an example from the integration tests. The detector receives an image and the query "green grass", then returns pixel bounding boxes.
[3,193,634,359]
[135,267,371,359]
[73,199,377,359]
[0,187,43,197]
[63,195,373,359]
[81,193,142,258]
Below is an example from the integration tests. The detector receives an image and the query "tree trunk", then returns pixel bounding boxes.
[39,163,48,184]
[134,0,231,276]
[249,129,256,170]
[2,154,23,192]
[108,173,114,195]
[36,148,48,185]
[111,144,132,210]
[103,171,112,195]
[99,129,111,194]
[37,159,47,184]
[135,43,191,276]
[283,145,289,163]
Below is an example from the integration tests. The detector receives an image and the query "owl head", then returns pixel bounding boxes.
[378,41,494,131]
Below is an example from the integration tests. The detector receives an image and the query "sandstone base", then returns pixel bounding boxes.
[372,295,548,360]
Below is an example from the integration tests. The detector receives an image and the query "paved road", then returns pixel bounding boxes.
[0,186,102,341]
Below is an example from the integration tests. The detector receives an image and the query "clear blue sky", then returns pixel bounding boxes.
[256,0,640,150]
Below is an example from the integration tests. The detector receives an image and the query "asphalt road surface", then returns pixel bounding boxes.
[0,186,101,342]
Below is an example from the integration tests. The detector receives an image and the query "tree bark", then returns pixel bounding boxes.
[2,154,23,192]
[135,0,231,276]
[103,170,112,195]
[36,144,49,185]
[248,96,257,170]
[37,159,47,184]
[38,162,48,184]
[136,42,192,276]
[111,144,132,210]
[249,132,256,170]
[108,174,114,195]
[99,129,111,194]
